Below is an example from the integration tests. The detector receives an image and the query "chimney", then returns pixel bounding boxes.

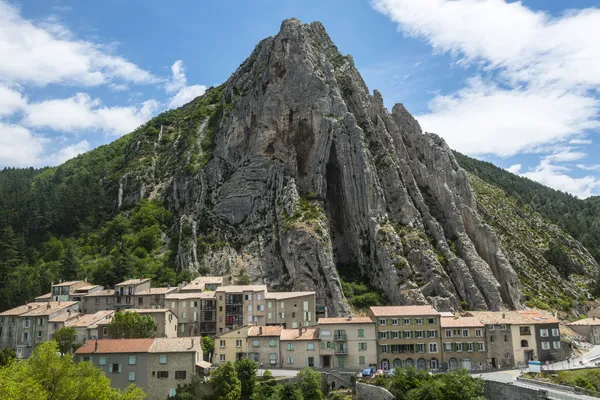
[298,323,302,337]
[28,305,32,310]
[47,303,51,309]
[94,339,98,353]
[68,309,71,316]
[259,326,263,335]
[502,313,506,319]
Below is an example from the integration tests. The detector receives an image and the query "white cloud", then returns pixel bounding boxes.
[507,164,521,174]
[543,150,586,163]
[0,84,27,117]
[23,93,158,136]
[577,164,600,172]
[520,159,600,199]
[373,0,600,157]
[0,122,48,167]
[45,140,90,165]
[166,60,207,108]
[570,138,593,145]
[0,1,156,86]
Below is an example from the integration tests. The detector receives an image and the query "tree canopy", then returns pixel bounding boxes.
[53,326,77,355]
[108,311,157,339]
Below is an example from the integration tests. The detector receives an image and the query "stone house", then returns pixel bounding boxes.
[81,289,116,314]
[165,291,217,337]
[568,317,600,344]
[368,305,442,371]
[440,316,487,371]
[65,310,115,344]
[114,279,152,310]
[247,326,282,367]
[318,316,377,371]
[279,327,320,369]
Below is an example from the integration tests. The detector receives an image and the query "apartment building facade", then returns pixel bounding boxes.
[368,305,442,371]
[440,316,487,371]
[568,318,600,345]
[318,317,377,371]
[65,310,115,344]
[180,276,223,292]
[49,281,96,302]
[97,309,178,339]
[213,325,251,364]
[166,292,217,337]
[280,327,320,369]
[134,287,177,310]
[247,326,282,367]
[81,289,115,314]
[517,310,565,363]
[114,279,152,310]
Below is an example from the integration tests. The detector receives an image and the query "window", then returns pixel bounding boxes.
[95,298,101,305]
[415,330,424,339]
[257,305,264,311]
[99,356,106,366]
[489,325,495,330]
[253,340,260,347]
[519,326,531,335]
[475,329,482,337]
[258,294,262,301]
[462,329,469,337]
[417,343,425,353]
[236,339,242,348]
[110,364,121,373]
[504,335,509,342]
[391,319,399,325]
[280,302,284,309]
[169,388,176,397]
[380,345,389,353]
[501,324,508,331]
[248,305,252,312]
[379,319,386,326]
[553,341,561,349]
[160,354,167,364]
[129,356,136,365]
[416,318,423,325]
[359,356,366,365]
[128,372,136,382]
[540,329,549,337]
[157,371,169,379]
[428,318,435,324]
[307,343,314,351]
[391,331,399,339]
[267,312,272,319]
[429,343,438,353]
[106,297,112,304]
[467,343,474,352]
[359,342,367,351]
[521,340,529,348]
[303,301,308,311]
[403,318,410,325]
[37,330,42,338]
[445,329,452,338]
[23,318,30,328]
[456,343,463,352]
[179,324,184,333]
[287,357,293,364]
[541,341,550,350]
[175,371,187,380]
[403,331,412,339]
[287,343,294,351]
[552,328,560,337]
[269,339,277,347]
[103,327,108,335]
[479,342,485,351]
[220,340,226,348]
[292,312,296,318]
[245,295,251,301]
[269,353,276,361]
[219,354,225,362]
[427,330,436,338]
[444,342,452,351]
[357,328,364,338]
[379,332,388,340]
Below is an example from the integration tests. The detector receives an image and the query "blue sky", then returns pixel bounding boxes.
[1,0,599,197]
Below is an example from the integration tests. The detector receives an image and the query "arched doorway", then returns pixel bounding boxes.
[462,358,472,371]
[381,359,389,370]
[405,358,414,367]
[393,359,402,369]
[430,358,439,370]
[449,358,458,370]
[417,358,427,370]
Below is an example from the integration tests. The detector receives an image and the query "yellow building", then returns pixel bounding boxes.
[213,325,250,364]
[368,305,442,371]
[440,316,487,371]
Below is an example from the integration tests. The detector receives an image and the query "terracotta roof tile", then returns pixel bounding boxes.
[135,287,178,295]
[280,328,319,341]
[66,311,115,328]
[181,277,224,292]
[83,289,114,297]
[75,338,155,354]
[20,302,78,316]
[318,317,374,324]
[440,317,484,328]
[116,278,151,286]
[216,285,267,293]
[35,292,51,300]
[53,281,87,287]
[567,318,600,326]
[0,303,43,316]
[265,292,315,300]
[248,326,283,337]
[369,305,440,317]
[149,337,202,353]
[166,291,216,300]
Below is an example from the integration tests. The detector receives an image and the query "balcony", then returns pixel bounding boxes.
[334,334,347,341]
[334,348,348,355]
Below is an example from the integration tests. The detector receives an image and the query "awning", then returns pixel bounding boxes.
[196,361,212,369]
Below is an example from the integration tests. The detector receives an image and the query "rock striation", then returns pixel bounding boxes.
[119,19,538,313]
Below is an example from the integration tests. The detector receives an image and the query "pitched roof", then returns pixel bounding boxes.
[248,326,283,337]
[149,337,202,353]
[467,310,560,325]
[215,285,267,293]
[280,328,319,341]
[75,338,155,354]
[440,316,484,328]
[0,303,42,316]
[35,292,51,300]
[116,278,151,286]
[166,291,216,300]
[439,312,455,318]
[265,291,315,300]
[181,276,224,291]
[20,301,78,316]
[567,317,600,326]
[49,312,79,323]
[318,317,374,325]
[516,310,561,324]
[66,311,115,328]
[83,289,114,297]
[73,285,100,292]
[122,308,175,316]
[135,287,178,295]
[53,281,87,287]
[369,305,440,317]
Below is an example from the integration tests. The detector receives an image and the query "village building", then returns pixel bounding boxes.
[280,327,320,369]
[165,291,217,337]
[440,316,487,371]
[567,317,600,344]
[318,317,377,371]
[213,325,251,364]
[247,326,283,367]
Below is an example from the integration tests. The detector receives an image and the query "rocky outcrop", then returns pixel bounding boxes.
[116,19,539,313]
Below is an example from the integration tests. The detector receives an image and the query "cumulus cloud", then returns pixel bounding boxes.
[166,60,207,108]
[520,160,600,199]
[0,123,48,167]
[45,140,91,165]
[23,93,158,136]
[0,1,157,86]
[0,84,27,117]
[506,164,521,174]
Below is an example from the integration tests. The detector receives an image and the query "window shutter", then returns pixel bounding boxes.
[118,364,122,372]
[474,342,479,352]
[109,364,113,373]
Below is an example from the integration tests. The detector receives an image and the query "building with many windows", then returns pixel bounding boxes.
[97,309,178,339]
[247,326,282,367]
[166,291,217,337]
[440,316,487,371]
[213,325,251,364]
[279,327,320,369]
[568,317,600,345]
[368,305,442,371]
[180,276,224,292]
[318,317,376,371]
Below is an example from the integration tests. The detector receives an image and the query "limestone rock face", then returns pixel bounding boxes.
[122,19,529,313]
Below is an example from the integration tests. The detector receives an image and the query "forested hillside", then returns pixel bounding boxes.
[455,152,600,264]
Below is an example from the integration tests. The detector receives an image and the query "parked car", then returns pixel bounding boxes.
[361,367,375,377]
[375,369,385,376]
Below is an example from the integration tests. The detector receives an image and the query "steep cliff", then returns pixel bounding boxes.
[1,19,596,315]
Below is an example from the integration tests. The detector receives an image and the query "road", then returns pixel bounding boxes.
[258,368,300,377]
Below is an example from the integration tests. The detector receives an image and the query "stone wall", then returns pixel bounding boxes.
[484,380,542,400]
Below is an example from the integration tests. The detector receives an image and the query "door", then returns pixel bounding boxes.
[417,358,427,370]
[323,356,331,368]
[308,357,315,367]
[381,359,389,370]
[462,358,472,370]
[449,358,458,370]
[491,357,497,369]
